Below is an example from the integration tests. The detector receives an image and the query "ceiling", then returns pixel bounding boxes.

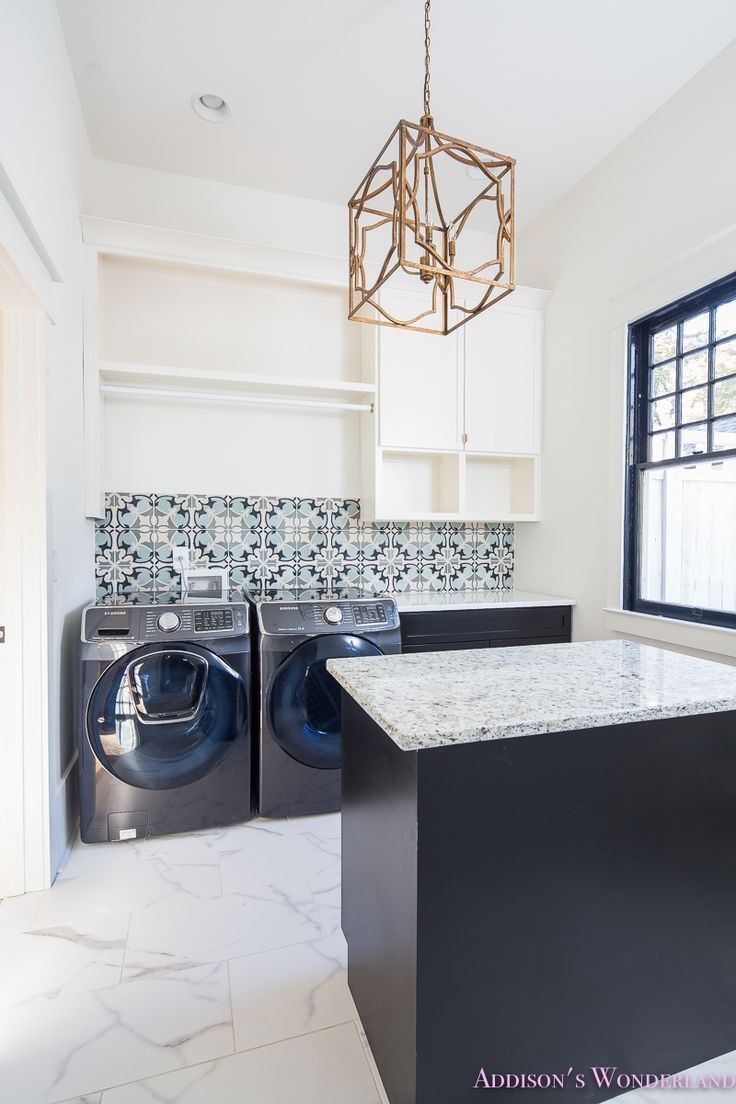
[57,0,736,231]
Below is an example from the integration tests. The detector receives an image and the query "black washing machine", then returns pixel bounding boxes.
[252,589,401,817]
[78,594,253,842]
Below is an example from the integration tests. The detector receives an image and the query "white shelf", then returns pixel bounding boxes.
[465,453,538,520]
[99,361,375,413]
[100,361,374,398]
[365,448,539,523]
[379,450,461,519]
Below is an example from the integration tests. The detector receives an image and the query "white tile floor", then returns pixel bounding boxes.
[0,814,387,1104]
[2,813,736,1104]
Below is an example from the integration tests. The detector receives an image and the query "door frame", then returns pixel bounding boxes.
[0,243,50,898]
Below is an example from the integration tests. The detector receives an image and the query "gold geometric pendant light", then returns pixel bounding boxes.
[348,0,515,335]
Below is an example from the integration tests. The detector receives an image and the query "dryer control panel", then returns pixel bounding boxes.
[82,602,249,643]
[258,598,399,636]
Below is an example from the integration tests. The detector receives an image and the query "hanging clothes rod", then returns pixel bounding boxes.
[100,383,373,414]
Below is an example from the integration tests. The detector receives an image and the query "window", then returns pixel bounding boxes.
[625,272,736,629]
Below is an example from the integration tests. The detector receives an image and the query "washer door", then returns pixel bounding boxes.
[267,634,382,770]
[87,642,246,790]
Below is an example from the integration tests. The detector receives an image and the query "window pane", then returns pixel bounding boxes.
[679,422,707,456]
[713,414,736,452]
[681,350,708,388]
[639,457,736,614]
[650,362,676,397]
[649,430,675,461]
[716,298,736,340]
[714,377,736,417]
[651,326,677,364]
[650,396,675,430]
[682,310,709,352]
[680,386,707,424]
[715,337,736,378]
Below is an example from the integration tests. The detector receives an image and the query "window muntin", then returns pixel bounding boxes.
[627,276,736,629]
[646,299,736,461]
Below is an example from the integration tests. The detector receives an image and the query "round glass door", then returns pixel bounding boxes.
[87,643,246,790]
[267,635,382,769]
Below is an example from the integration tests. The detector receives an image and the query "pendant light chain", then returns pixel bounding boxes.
[423,0,432,119]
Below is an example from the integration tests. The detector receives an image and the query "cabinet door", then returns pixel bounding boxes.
[463,307,539,454]
[377,290,462,451]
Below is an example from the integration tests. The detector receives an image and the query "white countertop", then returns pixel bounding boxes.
[392,588,576,613]
[327,639,736,752]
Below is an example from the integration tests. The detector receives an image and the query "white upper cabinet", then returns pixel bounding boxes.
[463,305,540,455]
[376,289,463,452]
[360,284,548,523]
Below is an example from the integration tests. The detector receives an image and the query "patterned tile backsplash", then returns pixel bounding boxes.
[95,493,514,600]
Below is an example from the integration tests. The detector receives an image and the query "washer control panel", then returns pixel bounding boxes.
[83,602,249,643]
[258,598,398,635]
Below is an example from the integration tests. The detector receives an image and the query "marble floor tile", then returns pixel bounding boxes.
[122,878,322,979]
[0,912,129,1009]
[309,863,342,937]
[100,1022,382,1103]
[220,823,340,892]
[0,889,44,935]
[33,850,222,929]
[229,932,356,1052]
[612,1048,736,1104]
[0,962,233,1104]
[57,1097,102,1104]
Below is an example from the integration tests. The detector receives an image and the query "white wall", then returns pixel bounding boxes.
[85,158,347,260]
[515,38,736,650]
[0,0,92,878]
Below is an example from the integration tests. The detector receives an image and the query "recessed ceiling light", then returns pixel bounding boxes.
[191,93,230,123]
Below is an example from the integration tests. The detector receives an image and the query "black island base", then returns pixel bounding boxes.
[341,696,736,1104]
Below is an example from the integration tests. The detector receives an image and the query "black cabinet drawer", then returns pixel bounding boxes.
[399,605,572,651]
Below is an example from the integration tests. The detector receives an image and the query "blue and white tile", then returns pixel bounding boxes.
[115,494,155,529]
[332,526,362,558]
[229,933,356,1052]
[192,496,229,529]
[0,962,232,1104]
[296,498,332,530]
[122,878,322,979]
[325,498,360,530]
[100,1022,382,1104]
[150,494,192,532]
[0,913,129,1009]
[227,497,261,528]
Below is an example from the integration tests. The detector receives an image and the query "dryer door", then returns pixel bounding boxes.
[87,642,246,790]
[267,634,382,770]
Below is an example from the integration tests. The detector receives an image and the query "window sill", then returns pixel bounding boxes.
[604,608,736,661]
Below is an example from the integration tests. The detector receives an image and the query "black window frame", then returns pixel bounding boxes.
[625,269,736,630]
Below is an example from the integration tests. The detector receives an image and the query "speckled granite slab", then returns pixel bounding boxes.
[328,639,736,751]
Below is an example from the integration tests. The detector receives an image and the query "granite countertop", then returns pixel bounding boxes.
[392,588,576,613]
[327,639,736,751]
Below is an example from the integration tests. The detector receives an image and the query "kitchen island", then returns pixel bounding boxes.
[328,640,736,1104]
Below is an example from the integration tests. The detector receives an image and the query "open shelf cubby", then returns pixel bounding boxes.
[378,450,461,520]
[464,454,538,520]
